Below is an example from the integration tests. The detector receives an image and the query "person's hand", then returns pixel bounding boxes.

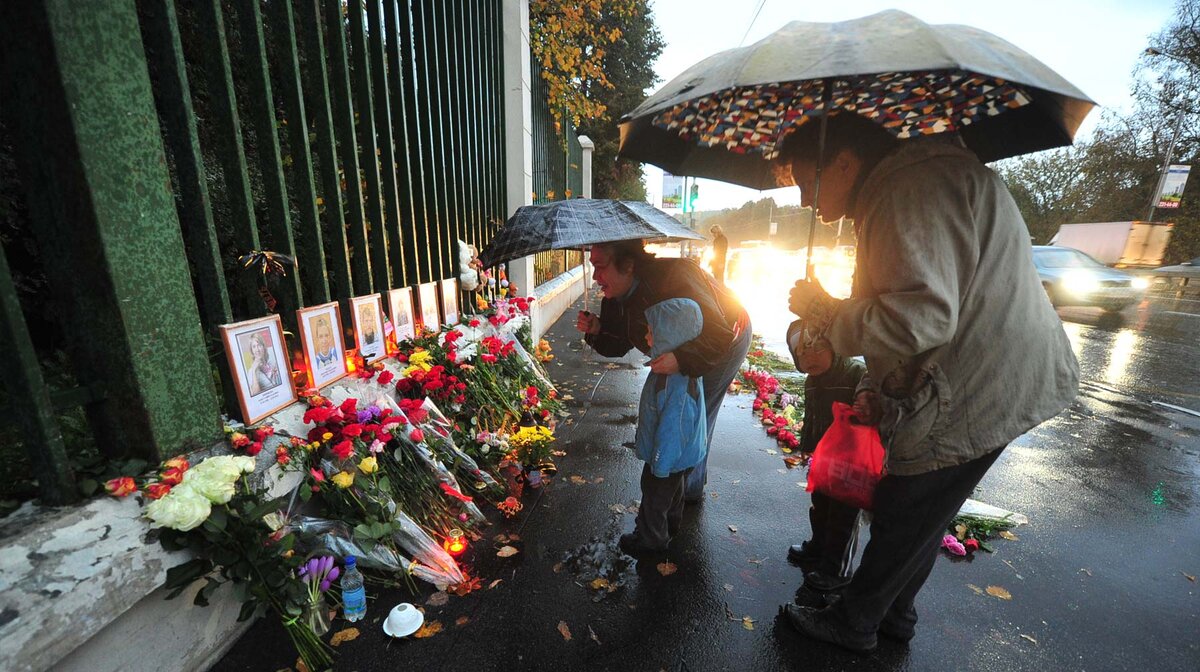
[576,310,600,335]
[648,352,680,375]
[788,277,829,317]
[852,390,881,425]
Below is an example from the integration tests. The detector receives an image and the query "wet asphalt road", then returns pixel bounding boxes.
[215,292,1199,672]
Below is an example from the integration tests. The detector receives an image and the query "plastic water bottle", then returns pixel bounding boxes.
[340,556,367,622]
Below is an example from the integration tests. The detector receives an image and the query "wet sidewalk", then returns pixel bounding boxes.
[215,296,1200,672]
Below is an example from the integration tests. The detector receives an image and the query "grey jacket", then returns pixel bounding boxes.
[826,139,1079,475]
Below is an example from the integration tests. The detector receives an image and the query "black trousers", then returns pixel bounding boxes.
[834,447,1005,633]
[809,490,863,579]
[635,464,687,549]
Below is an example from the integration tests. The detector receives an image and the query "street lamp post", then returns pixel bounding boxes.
[1144,47,1193,222]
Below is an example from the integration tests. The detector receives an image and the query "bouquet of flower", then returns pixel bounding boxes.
[508,424,557,473]
[108,453,334,671]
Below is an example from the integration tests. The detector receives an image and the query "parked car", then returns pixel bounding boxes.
[1032,245,1148,312]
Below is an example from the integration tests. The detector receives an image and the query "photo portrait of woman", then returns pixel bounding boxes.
[312,314,338,371]
[241,331,282,397]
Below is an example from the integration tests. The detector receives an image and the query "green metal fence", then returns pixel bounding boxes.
[530,58,584,287]
[0,0,508,507]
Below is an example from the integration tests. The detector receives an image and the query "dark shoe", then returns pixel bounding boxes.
[787,541,821,565]
[781,604,877,652]
[619,533,666,557]
[803,571,852,593]
[878,612,916,643]
[793,584,839,609]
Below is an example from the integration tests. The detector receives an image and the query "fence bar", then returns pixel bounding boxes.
[0,248,78,505]
[297,0,353,304]
[366,0,408,287]
[348,2,392,293]
[268,0,330,305]
[397,0,436,283]
[323,0,373,295]
[412,2,447,280]
[193,0,266,317]
[432,0,464,269]
[136,0,239,414]
[384,0,427,285]
[0,0,221,461]
[488,0,507,233]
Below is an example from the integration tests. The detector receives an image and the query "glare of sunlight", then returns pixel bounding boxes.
[1103,329,1139,388]
[1060,321,1084,359]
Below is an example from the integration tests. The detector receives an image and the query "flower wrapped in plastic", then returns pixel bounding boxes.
[418,398,502,493]
[288,514,463,587]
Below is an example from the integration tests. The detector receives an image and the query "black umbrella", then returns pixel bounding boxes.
[478,198,703,268]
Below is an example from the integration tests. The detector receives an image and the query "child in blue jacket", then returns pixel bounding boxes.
[620,298,708,556]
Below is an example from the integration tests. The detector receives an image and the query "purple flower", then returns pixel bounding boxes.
[941,534,966,556]
[327,566,340,583]
[357,410,373,423]
[319,579,331,593]
[367,405,382,419]
[305,557,320,577]
[320,555,333,575]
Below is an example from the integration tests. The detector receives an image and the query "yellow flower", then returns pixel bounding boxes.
[307,441,320,451]
[332,471,354,489]
[475,295,490,311]
[358,456,378,474]
[321,432,333,441]
[408,349,434,371]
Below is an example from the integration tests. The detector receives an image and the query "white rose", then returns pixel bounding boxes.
[145,484,212,531]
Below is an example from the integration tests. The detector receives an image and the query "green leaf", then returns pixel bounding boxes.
[123,458,149,475]
[194,577,221,607]
[164,559,211,598]
[378,476,392,493]
[299,487,312,502]
[78,479,99,497]
[237,600,260,622]
[978,540,995,553]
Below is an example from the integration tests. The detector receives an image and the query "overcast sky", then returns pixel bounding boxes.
[640,0,1179,212]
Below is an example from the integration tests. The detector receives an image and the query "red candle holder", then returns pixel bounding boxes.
[443,528,466,556]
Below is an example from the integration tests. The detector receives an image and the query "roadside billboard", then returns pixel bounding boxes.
[1156,164,1190,209]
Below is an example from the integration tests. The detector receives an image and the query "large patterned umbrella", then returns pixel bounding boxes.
[477,199,703,268]
[618,10,1096,190]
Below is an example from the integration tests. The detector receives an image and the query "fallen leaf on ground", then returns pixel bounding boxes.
[295,658,311,672]
[986,585,1012,600]
[1183,572,1196,582]
[954,524,968,540]
[710,492,720,499]
[728,525,738,533]
[589,625,602,644]
[999,530,1019,541]
[455,616,470,627]
[426,591,449,607]
[748,558,764,565]
[723,583,734,592]
[497,545,519,557]
[413,621,443,638]
[732,480,741,485]
[494,533,510,543]
[569,475,588,485]
[742,616,756,631]
[590,578,611,591]
[553,562,564,573]
[558,621,573,641]
[593,477,604,483]
[329,627,360,646]
[966,583,984,595]
[1020,634,1038,645]
[782,456,802,469]
[656,561,678,576]
[765,449,777,455]
[447,575,482,596]
[488,579,503,589]
[1079,568,1093,577]
[508,533,521,541]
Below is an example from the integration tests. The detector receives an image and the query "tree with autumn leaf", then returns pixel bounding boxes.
[530,0,665,200]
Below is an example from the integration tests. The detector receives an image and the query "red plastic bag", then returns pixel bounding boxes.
[806,402,885,510]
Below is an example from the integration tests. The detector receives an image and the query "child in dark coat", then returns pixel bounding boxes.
[785,319,868,603]
[620,298,708,556]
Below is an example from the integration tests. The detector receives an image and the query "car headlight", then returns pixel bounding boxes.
[1131,277,1150,290]
[1062,270,1100,296]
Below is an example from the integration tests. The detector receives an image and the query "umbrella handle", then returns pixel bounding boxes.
[805,77,834,280]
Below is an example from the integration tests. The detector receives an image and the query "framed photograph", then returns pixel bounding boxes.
[297,301,347,389]
[350,293,386,363]
[417,281,441,332]
[439,278,460,325]
[220,315,297,424]
[387,287,416,343]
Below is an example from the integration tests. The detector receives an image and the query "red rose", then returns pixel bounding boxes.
[104,477,137,497]
[339,398,359,416]
[964,538,980,553]
[303,406,334,425]
[481,354,497,363]
[341,423,365,438]
[160,466,187,486]
[144,482,172,500]
[331,440,354,461]
[469,318,480,327]
[246,441,263,456]
[377,370,394,386]
[254,426,276,441]
[409,428,425,443]
[275,446,290,466]
[310,468,325,482]
[163,456,189,472]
